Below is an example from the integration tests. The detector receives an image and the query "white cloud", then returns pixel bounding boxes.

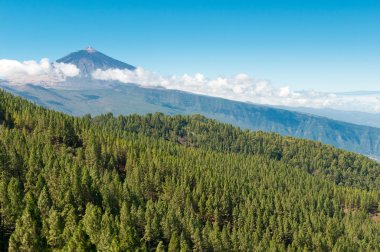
[279,86,290,97]
[1,57,380,114]
[92,67,380,113]
[0,58,80,85]
[53,62,80,77]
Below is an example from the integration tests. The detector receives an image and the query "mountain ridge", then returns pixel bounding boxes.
[2,48,380,159]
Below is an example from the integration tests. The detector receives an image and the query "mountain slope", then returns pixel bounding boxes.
[0,90,380,250]
[3,81,380,160]
[93,112,380,190]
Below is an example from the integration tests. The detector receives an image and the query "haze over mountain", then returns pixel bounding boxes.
[1,48,380,160]
[278,106,380,129]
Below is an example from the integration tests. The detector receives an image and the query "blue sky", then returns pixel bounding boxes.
[0,0,379,92]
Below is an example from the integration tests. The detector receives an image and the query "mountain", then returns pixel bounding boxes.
[2,48,380,160]
[1,90,380,250]
[56,47,136,76]
[277,106,380,128]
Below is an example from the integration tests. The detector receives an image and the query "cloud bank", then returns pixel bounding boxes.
[92,67,380,113]
[0,58,79,85]
[1,57,379,114]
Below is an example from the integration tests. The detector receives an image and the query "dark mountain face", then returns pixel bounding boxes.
[56,47,136,76]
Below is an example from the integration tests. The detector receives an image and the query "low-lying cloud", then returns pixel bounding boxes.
[0,58,79,84]
[1,58,379,114]
[92,67,380,113]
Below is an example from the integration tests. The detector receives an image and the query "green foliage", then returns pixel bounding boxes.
[8,207,44,251]
[93,112,380,190]
[0,90,379,251]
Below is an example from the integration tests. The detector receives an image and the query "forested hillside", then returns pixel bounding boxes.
[0,90,380,251]
[92,112,380,190]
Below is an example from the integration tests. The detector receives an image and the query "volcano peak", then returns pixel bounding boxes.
[85,46,97,53]
[56,48,136,77]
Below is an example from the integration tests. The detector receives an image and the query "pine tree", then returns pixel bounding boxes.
[65,223,94,252]
[119,202,137,250]
[179,233,191,252]
[0,142,8,175]
[47,208,63,249]
[98,211,116,251]
[82,203,102,246]
[62,204,78,243]
[8,208,44,251]
[37,186,51,218]
[168,231,180,252]
[155,241,165,252]
[7,178,23,225]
